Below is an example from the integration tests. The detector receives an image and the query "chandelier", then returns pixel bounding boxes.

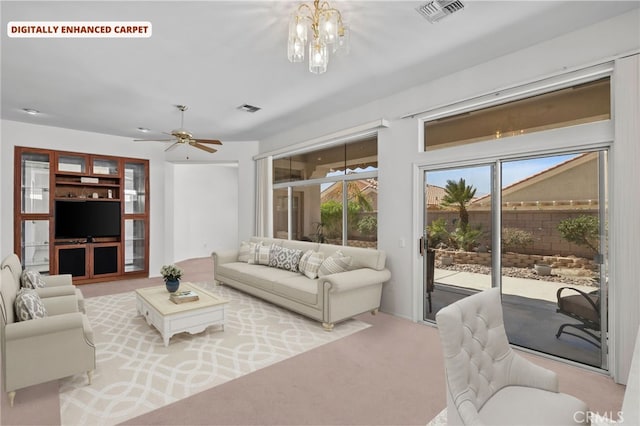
[287,0,350,74]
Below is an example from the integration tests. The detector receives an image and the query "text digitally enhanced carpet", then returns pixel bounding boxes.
[59,282,369,426]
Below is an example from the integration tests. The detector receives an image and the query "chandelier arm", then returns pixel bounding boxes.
[297,3,312,15]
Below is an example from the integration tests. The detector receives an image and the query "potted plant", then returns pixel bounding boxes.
[161,264,183,293]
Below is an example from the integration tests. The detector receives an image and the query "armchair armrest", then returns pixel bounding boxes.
[211,249,239,267]
[5,312,86,341]
[36,286,76,298]
[507,353,559,392]
[41,295,79,315]
[41,274,73,287]
[320,268,391,292]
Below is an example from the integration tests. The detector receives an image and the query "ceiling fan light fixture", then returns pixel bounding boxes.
[22,108,40,115]
[133,104,222,154]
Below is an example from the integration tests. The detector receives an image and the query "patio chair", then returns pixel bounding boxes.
[555,286,601,348]
[436,287,588,425]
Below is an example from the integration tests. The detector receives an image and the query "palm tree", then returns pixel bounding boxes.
[441,178,476,227]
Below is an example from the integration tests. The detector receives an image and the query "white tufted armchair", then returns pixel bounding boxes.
[436,287,589,425]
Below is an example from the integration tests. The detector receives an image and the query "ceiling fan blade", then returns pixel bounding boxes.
[194,139,223,145]
[134,138,175,142]
[192,142,217,153]
[164,142,181,152]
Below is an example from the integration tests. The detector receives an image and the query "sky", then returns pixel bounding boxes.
[426,154,578,197]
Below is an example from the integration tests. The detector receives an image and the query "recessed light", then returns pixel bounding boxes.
[237,104,261,113]
[137,127,151,132]
[22,108,40,115]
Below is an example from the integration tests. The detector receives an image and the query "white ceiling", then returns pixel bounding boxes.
[2,1,638,144]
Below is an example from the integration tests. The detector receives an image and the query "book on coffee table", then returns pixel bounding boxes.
[170,290,199,304]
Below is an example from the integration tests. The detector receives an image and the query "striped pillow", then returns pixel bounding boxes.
[298,250,325,279]
[318,250,352,277]
[256,243,273,266]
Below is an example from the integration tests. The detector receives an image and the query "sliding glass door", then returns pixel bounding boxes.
[422,151,607,368]
[423,164,494,320]
[500,152,606,367]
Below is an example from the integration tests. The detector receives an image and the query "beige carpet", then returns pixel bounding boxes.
[59,282,369,426]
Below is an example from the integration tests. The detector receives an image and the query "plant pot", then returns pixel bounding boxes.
[165,279,180,293]
[534,264,552,276]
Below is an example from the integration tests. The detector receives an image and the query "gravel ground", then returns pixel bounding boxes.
[436,261,599,287]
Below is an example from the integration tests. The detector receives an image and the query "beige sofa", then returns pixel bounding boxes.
[212,237,391,330]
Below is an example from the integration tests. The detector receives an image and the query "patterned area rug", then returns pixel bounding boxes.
[427,408,447,426]
[59,283,369,426]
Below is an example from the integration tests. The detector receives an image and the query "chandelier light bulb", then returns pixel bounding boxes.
[309,39,328,74]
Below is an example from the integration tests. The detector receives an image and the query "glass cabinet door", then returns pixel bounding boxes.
[124,219,145,272]
[21,220,50,273]
[21,153,50,214]
[57,154,86,174]
[93,158,119,175]
[124,162,146,214]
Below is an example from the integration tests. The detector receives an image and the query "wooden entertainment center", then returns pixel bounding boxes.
[14,146,149,284]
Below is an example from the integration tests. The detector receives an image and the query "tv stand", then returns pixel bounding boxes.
[14,146,149,284]
[56,242,120,280]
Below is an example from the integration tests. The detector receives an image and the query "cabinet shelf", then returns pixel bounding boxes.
[55,197,121,202]
[55,181,120,188]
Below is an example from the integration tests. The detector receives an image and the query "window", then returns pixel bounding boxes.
[272,137,378,247]
[424,78,610,150]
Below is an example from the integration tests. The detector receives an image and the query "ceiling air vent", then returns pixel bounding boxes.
[237,104,261,113]
[416,0,465,23]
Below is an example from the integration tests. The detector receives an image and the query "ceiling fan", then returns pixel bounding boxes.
[134,105,222,153]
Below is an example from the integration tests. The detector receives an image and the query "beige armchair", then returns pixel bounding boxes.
[0,266,95,407]
[436,287,589,425]
[1,253,85,313]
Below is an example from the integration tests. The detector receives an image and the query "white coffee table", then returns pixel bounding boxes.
[135,282,228,346]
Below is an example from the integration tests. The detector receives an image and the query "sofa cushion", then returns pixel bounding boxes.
[273,276,319,305]
[269,246,303,272]
[20,269,46,289]
[478,385,588,425]
[247,242,274,265]
[299,250,325,279]
[238,241,256,263]
[318,250,352,277]
[318,243,386,271]
[14,288,47,321]
[216,262,302,291]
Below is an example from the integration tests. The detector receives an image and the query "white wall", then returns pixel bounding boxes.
[259,9,640,382]
[0,120,166,274]
[170,163,239,262]
[0,120,258,277]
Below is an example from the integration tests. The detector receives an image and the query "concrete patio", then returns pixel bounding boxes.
[425,268,603,367]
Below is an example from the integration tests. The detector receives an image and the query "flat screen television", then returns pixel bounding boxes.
[55,200,121,239]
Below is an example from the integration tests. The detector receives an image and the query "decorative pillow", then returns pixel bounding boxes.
[255,243,273,266]
[318,250,352,277]
[20,269,46,289]
[269,246,303,272]
[298,250,325,279]
[14,288,47,321]
[247,242,260,264]
[238,241,256,263]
